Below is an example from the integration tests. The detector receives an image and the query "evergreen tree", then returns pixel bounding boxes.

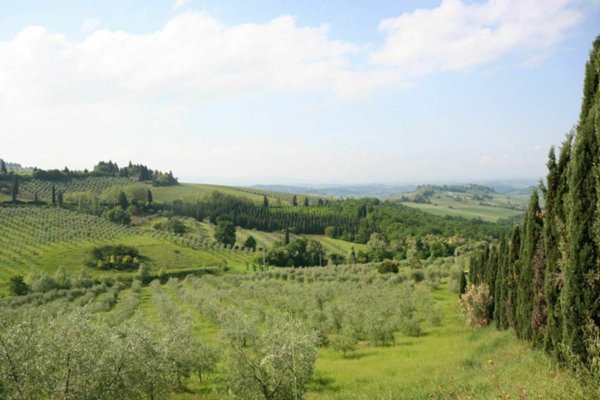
[543,136,572,354]
[563,37,600,365]
[506,226,521,330]
[146,189,153,204]
[57,190,63,207]
[51,184,56,206]
[292,195,298,207]
[0,159,6,174]
[515,191,542,340]
[303,197,309,207]
[243,235,257,251]
[11,175,18,202]
[494,237,509,330]
[263,195,269,208]
[284,227,290,245]
[118,191,129,210]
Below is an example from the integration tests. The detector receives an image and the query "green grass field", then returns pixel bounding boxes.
[151,183,294,205]
[400,192,525,222]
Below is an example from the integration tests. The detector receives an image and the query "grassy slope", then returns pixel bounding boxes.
[400,193,525,222]
[0,207,253,294]
[152,183,292,205]
[308,282,585,399]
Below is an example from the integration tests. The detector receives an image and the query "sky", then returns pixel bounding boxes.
[0,0,599,185]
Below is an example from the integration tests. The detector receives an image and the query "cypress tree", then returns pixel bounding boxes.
[303,197,309,207]
[484,244,498,320]
[543,135,572,354]
[516,190,542,340]
[506,226,521,331]
[263,195,269,208]
[292,195,298,207]
[118,191,129,210]
[57,190,63,207]
[494,237,509,330]
[0,159,6,174]
[146,189,153,204]
[284,228,290,245]
[51,185,56,206]
[563,36,600,365]
[531,235,547,347]
[11,175,18,202]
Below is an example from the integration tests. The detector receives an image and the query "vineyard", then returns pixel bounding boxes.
[0,205,255,291]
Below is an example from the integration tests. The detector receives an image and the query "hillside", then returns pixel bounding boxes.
[391,184,529,222]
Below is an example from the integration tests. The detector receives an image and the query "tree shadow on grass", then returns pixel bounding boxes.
[308,371,341,394]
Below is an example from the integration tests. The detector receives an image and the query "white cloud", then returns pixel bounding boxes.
[173,0,191,11]
[336,0,582,94]
[81,17,101,34]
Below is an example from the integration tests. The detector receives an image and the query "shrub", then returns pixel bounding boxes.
[459,283,493,328]
[377,259,399,274]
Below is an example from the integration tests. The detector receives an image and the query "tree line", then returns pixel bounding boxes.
[468,37,600,377]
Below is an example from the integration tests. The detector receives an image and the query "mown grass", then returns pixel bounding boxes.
[151,183,288,205]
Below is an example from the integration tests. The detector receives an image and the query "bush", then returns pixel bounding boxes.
[377,259,399,274]
[89,245,141,271]
[102,207,131,225]
[459,283,492,328]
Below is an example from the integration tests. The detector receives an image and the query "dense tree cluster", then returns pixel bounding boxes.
[468,37,600,376]
[27,161,178,186]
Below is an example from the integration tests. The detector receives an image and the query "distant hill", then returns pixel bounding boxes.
[250,184,417,198]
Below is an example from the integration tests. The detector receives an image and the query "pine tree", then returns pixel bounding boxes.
[263,195,269,208]
[563,36,600,365]
[292,195,298,207]
[51,185,56,206]
[57,190,63,207]
[146,189,153,204]
[515,191,542,340]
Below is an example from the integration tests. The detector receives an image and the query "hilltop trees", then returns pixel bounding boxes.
[0,159,6,174]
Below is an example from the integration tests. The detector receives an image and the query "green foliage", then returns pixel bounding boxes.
[226,317,317,400]
[7,275,28,296]
[262,238,325,267]
[377,259,398,274]
[102,206,131,225]
[214,218,236,246]
[243,235,257,250]
[89,245,141,271]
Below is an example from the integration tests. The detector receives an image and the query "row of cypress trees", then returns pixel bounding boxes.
[469,36,600,371]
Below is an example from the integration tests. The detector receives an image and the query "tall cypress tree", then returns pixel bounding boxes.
[544,134,572,354]
[51,185,57,206]
[11,175,18,202]
[494,237,510,330]
[564,36,600,364]
[516,191,542,340]
[0,159,6,174]
[506,226,521,330]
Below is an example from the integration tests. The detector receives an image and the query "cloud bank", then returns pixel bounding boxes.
[0,0,586,181]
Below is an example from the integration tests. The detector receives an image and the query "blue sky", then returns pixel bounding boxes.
[1,0,599,184]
